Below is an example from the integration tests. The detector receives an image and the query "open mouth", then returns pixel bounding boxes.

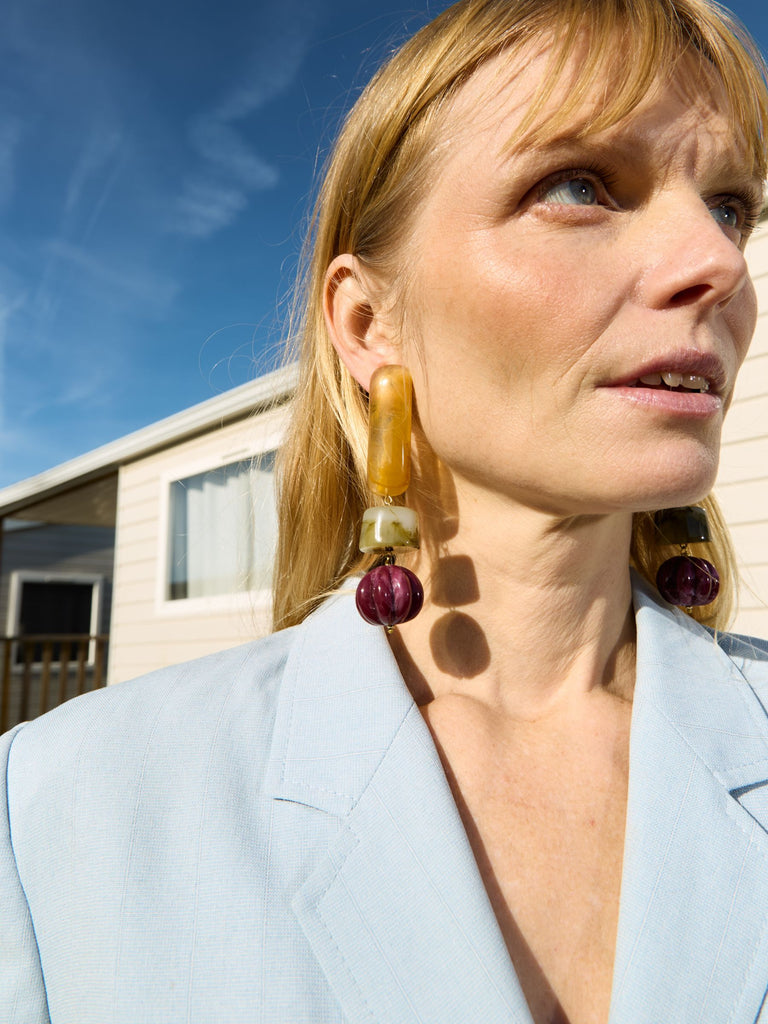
[628,372,711,394]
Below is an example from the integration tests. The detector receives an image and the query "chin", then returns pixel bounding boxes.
[627,471,719,513]
[621,439,720,511]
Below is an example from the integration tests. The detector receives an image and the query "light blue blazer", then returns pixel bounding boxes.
[3,575,768,1023]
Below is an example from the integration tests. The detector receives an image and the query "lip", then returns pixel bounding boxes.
[605,350,727,397]
[605,384,722,418]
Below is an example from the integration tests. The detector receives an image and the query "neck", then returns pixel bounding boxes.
[395,480,637,716]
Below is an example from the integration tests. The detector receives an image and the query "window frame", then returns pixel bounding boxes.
[156,425,283,617]
[5,570,105,667]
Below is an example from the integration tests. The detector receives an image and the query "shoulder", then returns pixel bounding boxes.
[711,629,768,700]
[2,620,302,805]
[714,631,768,662]
[2,584,369,800]
[632,571,768,712]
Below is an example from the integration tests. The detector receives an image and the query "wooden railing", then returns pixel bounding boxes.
[0,635,108,734]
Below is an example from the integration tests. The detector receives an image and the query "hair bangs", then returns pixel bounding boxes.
[504,0,768,179]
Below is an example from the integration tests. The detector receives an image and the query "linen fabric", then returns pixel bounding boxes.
[3,575,768,1023]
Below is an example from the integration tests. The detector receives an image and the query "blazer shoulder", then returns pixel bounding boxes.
[3,623,302,787]
[713,629,768,706]
[716,631,768,662]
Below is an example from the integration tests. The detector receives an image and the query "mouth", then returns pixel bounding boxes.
[602,354,726,418]
[627,371,712,394]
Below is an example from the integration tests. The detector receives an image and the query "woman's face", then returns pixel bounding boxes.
[401,47,762,517]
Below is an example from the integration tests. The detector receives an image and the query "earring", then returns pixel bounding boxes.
[355,365,424,631]
[654,506,720,607]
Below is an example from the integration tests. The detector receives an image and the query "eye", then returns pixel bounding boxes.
[532,165,618,211]
[710,201,743,233]
[541,177,599,206]
[708,191,762,244]
[710,203,739,229]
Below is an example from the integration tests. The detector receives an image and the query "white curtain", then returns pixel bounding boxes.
[168,454,276,600]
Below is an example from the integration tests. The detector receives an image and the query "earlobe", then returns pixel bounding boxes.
[323,254,398,391]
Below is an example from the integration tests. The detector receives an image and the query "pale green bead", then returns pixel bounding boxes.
[359,505,420,553]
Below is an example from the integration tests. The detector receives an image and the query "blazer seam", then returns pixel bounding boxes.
[644,691,768,844]
[310,834,377,1024]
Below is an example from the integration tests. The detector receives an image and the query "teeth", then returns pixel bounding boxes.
[681,374,710,392]
[634,371,711,392]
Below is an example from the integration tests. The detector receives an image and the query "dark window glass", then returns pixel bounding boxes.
[17,581,93,662]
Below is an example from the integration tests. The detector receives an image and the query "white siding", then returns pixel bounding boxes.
[716,222,768,637]
[108,405,289,684]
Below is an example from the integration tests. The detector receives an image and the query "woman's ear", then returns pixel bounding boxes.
[323,254,399,392]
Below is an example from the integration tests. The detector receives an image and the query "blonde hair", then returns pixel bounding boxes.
[273,0,768,632]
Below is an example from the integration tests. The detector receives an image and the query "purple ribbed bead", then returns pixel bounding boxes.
[356,565,424,627]
[656,555,720,607]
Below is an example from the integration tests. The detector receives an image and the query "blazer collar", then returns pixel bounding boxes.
[266,578,768,1024]
[265,584,532,1022]
[610,576,768,1023]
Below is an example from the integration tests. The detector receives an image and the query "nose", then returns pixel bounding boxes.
[635,193,751,314]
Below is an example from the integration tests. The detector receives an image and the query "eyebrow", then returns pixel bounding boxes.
[505,130,763,200]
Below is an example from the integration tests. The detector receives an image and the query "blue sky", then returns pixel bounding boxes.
[1,0,766,489]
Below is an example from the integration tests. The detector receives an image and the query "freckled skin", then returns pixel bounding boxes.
[386,44,761,1024]
[403,49,759,521]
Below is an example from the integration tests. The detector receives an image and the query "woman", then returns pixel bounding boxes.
[3,1,768,1022]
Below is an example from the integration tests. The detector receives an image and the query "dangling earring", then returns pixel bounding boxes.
[654,506,720,607]
[355,365,423,631]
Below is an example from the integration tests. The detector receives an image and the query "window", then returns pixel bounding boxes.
[7,572,104,664]
[166,452,277,601]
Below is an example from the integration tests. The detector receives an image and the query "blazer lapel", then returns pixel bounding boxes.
[610,579,768,1024]
[265,588,532,1024]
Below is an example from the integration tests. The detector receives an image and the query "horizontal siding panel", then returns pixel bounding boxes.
[721,398,768,444]
[729,352,768,402]
[730,520,768,554]
[747,228,768,278]
[745,318,768,354]
[109,405,287,685]
[115,500,160,528]
[114,533,158,561]
[115,601,270,634]
[111,556,156,582]
[716,478,768,524]
[111,602,267,636]
[729,608,768,639]
[736,563,768,604]
[116,473,162,503]
[117,518,161,547]
[111,580,156,606]
[716,435,768,484]
[112,550,156,572]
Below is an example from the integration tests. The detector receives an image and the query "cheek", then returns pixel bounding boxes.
[414,237,589,369]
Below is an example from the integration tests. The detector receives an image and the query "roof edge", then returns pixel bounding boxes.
[0,363,297,517]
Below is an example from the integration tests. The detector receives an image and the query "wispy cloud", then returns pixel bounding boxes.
[170,16,314,239]
[63,127,126,231]
[0,0,332,485]
[171,181,250,239]
[43,239,180,315]
[189,120,278,190]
